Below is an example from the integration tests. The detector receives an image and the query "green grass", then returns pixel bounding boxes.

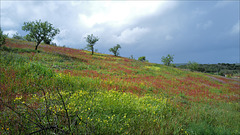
[0,39,239,134]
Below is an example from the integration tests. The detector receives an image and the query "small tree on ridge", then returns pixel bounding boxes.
[22,19,60,50]
[85,34,99,55]
[161,54,174,66]
[109,44,121,56]
[138,56,146,62]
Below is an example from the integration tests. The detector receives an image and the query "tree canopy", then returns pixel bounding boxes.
[22,20,60,50]
[109,44,121,56]
[161,54,174,66]
[85,34,99,55]
[138,56,146,62]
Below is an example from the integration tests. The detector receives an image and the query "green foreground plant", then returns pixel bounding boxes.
[0,28,8,47]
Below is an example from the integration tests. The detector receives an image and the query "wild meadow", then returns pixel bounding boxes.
[0,38,239,134]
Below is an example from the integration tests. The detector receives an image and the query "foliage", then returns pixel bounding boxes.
[85,34,99,55]
[43,38,51,44]
[187,61,199,71]
[109,44,121,56]
[138,56,146,62]
[179,63,240,76]
[161,54,174,66]
[0,28,8,47]
[24,34,35,42]
[22,19,60,50]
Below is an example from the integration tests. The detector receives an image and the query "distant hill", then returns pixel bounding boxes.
[174,63,188,67]
[178,62,240,77]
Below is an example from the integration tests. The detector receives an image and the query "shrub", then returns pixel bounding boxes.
[138,56,146,62]
[0,28,7,47]
[187,61,199,71]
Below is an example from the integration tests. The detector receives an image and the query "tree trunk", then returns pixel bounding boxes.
[35,42,41,50]
[91,46,94,55]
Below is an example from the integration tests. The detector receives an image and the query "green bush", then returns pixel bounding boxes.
[0,28,8,47]
[187,61,199,71]
[138,56,146,62]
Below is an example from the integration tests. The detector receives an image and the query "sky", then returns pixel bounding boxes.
[1,0,239,64]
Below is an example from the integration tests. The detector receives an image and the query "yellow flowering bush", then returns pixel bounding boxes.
[34,88,173,134]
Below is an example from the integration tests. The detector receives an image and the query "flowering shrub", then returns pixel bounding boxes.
[33,89,174,134]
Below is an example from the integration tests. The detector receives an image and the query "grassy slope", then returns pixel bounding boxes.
[0,38,239,134]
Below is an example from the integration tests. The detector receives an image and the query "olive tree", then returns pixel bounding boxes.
[85,34,99,55]
[109,44,121,56]
[22,20,60,50]
[161,54,174,66]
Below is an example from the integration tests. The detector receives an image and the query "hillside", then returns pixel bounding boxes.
[1,38,239,134]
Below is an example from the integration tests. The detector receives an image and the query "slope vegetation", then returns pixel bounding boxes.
[0,38,239,134]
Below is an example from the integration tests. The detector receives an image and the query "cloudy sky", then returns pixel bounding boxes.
[1,0,239,64]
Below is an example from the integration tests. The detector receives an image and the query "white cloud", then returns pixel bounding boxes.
[113,27,149,44]
[231,21,239,34]
[78,1,171,28]
[3,30,17,38]
[1,1,176,45]
[1,17,16,28]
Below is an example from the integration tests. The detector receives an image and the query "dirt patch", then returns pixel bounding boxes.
[207,75,226,83]
[207,75,240,84]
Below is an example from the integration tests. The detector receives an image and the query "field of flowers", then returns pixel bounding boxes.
[0,38,239,134]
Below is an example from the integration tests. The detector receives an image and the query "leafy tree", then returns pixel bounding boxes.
[0,28,8,47]
[187,61,199,71]
[85,34,99,55]
[138,56,146,62]
[22,20,60,50]
[161,54,174,66]
[109,44,121,56]
[43,38,51,44]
